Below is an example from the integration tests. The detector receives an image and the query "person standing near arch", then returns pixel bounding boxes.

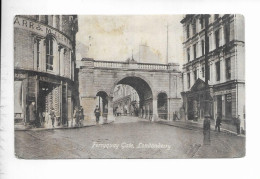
[94,105,101,124]
[29,101,36,127]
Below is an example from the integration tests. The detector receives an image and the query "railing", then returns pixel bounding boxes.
[94,61,129,69]
[92,60,170,70]
[138,63,168,70]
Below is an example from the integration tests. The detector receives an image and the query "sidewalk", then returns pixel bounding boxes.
[156,119,245,137]
[15,119,114,131]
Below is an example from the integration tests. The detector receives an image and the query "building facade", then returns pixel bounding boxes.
[14,15,78,128]
[113,84,140,116]
[181,15,245,132]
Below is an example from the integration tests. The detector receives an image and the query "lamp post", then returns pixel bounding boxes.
[204,14,210,117]
[203,14,212,145]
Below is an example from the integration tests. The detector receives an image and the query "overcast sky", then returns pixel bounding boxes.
[76,15,184,65]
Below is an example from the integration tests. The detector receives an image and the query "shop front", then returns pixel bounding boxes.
[14,70,74,128]
[182,79,214,121]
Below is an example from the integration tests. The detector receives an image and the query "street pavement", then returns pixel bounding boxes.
[15,116,245,159]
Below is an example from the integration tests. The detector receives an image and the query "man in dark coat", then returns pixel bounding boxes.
[50,107,56,128]
[29,102,36,127]
[215,114,222,132]
[78,106,84,126]
[203,116,211,145]
[94,105,101,124]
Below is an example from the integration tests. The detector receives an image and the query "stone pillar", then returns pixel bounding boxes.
[168,98,171,121]
[81,97,96,123]
[107,96,115,122]
[222,94,225,118]
[152,98,158,121]
[183,73,187,91]
[41,39,46,72]
[212,62,216,83]
[59,47,64,76]
[33,37,37,70]
[213,96,217,120]
[190,70,194,87]
[220,58,225,83]
[53,41,59,75]
[221,25,225,46]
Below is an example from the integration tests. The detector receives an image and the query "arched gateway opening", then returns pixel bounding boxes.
[111,76,154,120]
[157,92,168,120]
[96,91,108,119]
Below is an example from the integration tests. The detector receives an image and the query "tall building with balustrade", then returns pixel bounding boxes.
[113,84,140,116]
[14,15,78,128]
[180,14,245,133]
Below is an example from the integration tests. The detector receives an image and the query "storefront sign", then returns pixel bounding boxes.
[39,76,60,84]
[214,89,235,96]
[14,16,72,48]
[15,72,27,79]
[226,93,232,102]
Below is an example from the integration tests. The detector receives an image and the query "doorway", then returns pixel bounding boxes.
[216,95,222,117]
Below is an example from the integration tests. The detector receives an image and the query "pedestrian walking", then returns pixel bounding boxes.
[50,107,56,128]
[116,107,120,116]
[78,106,84,126]
[236,115,241,135]
[73,106,80,127]
[173,111,179,121]
[94,105,101,124]
[38,111,44,128]
[203,116,211,145]
[29,101,36,127]
[215,114,222,132]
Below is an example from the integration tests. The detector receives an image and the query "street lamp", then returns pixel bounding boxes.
[203,14,211,145]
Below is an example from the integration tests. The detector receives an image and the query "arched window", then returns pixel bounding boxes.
[192,20,196,35]
[46,37,54,71]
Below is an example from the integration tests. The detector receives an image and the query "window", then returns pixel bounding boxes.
[216,61,220,81]
[192,20,196,35]
[186,24,190,38]
[202,66,205,78]
[200,17,204,29]
[187,73,190,89]
[224,24,230,44]
[46,37,54,71]
[194,70,197,81]
[193,43,197,60]
[36,39,40,69]
[187,48,190,62]
[226,58,231,80]
[45,15,48,24]
[201,40,205,56]
[215,29,220,49]
[214,14,219,20]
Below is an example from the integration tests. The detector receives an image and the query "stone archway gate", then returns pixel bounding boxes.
[77,58,183,123]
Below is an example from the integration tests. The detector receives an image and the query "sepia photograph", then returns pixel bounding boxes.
[13,14,245,159]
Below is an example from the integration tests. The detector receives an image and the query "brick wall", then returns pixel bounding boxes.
[14,28,34,69]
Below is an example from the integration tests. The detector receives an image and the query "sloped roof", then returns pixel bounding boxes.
[190,78,208,92]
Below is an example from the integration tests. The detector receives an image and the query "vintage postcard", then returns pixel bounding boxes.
[14,14,245,159]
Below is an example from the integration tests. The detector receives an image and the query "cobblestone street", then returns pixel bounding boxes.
[15,116,245,159]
